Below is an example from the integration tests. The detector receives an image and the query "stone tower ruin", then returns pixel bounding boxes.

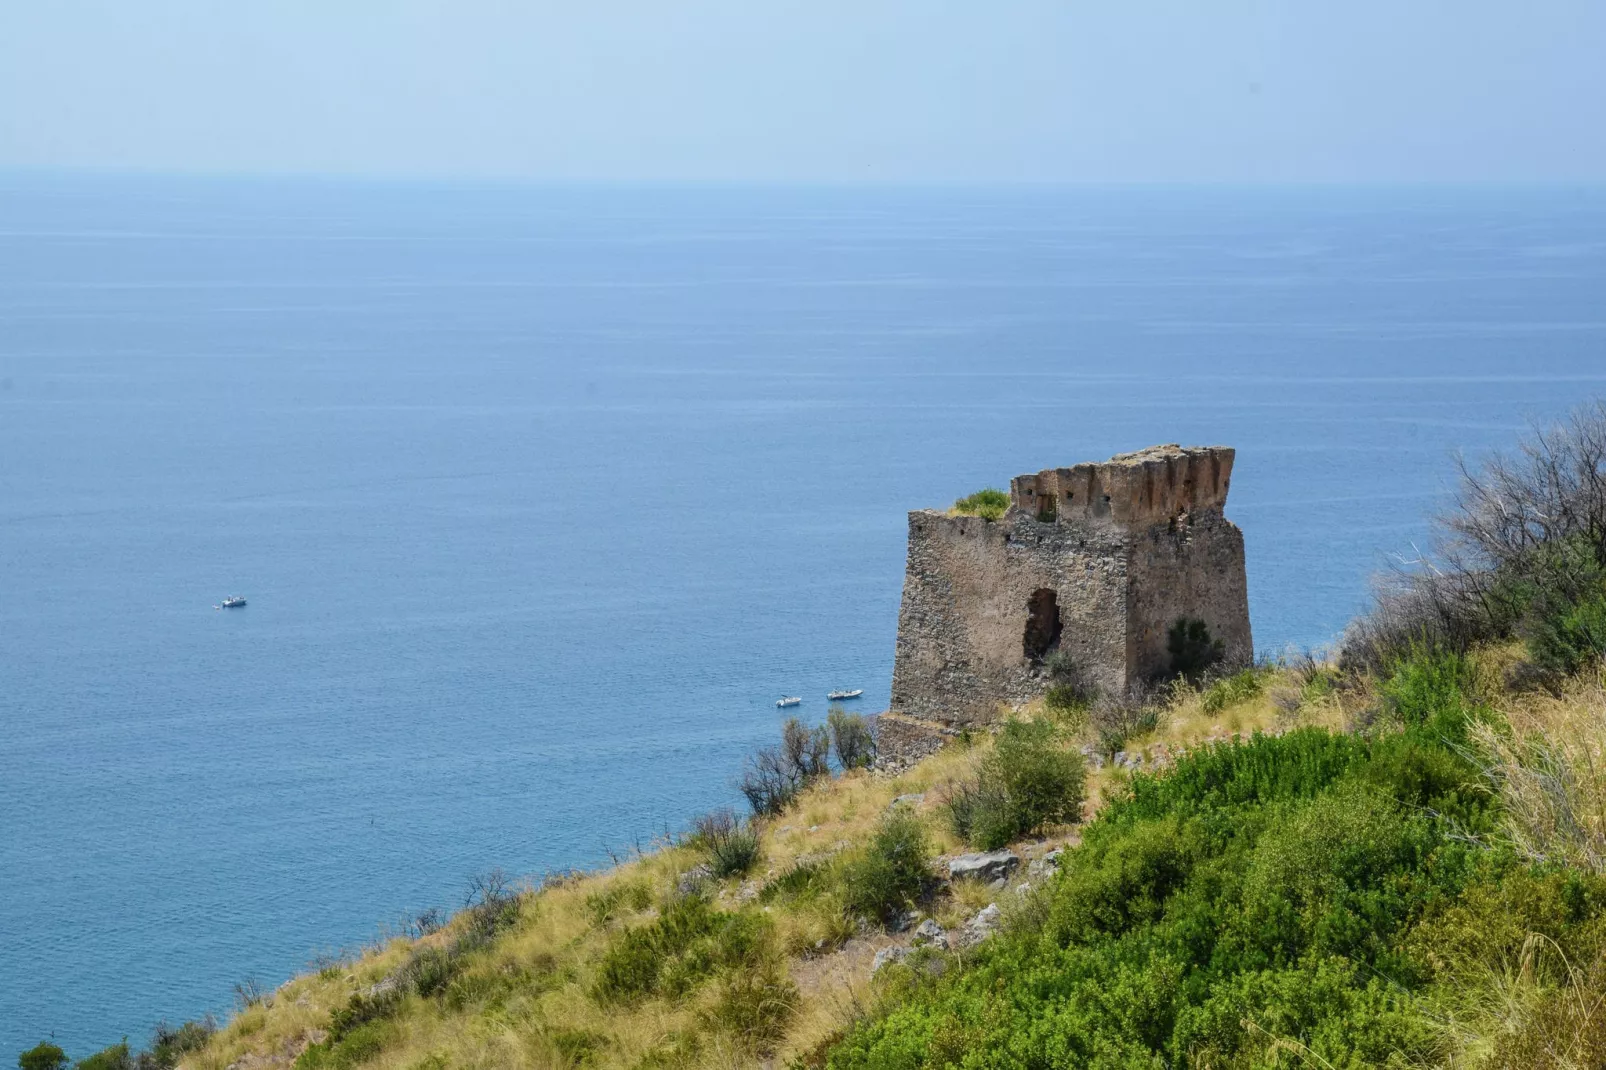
[889,444,1252,725]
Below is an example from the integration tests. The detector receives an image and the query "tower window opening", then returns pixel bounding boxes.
[1023,588,1063,659]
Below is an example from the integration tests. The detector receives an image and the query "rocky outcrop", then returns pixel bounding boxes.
[948,850,1020,883]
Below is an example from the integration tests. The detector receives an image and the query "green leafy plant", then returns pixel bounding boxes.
[1168,617,1224,682]
[827,709,876,770]
[838,811,931,926]
[74,1042,132,1070]
[828,728,1496,1070]
[17,1043,68,1070]
[944,720,1085,849]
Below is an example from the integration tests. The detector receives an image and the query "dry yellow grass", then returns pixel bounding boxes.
[1472,663,1606,873]
[180,665,1335,1070]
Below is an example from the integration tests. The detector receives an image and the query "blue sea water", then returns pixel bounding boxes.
[2,176,1605,1056]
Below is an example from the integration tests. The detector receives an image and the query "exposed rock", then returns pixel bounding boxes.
[988,877,1006,892]
[735,880,760,904]
[871,946,908,974]
[953,903,1004,948]
[911,918,947,946]
[1028,847,1064,879]
[887,909,917,933]
[366,975,399,998]
[676,863,712,895]
[888,792,926,810]
[949,850,1020,883]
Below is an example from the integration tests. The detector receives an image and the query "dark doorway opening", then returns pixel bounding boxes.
[1023,588,1063,659]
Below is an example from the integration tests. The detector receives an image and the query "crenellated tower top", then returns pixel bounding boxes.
[1007,444,1235,527]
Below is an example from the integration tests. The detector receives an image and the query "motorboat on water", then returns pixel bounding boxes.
[217,596,247,609]
[776,696,802,708]
[827,689,864,700]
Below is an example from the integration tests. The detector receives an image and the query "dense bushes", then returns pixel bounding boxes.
[838,812,932,926]
[944,720,1085,850]
[829,653,1561,1070]
[739,713,876,816]
[951,488,1009,521]
[590,889,794,1052]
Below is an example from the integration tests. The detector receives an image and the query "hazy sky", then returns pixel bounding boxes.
[2,1,1603,183]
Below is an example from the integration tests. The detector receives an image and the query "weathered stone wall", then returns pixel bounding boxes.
[1124,509,1251,679]
[889,510,1130,724]
[889,444,1252,725]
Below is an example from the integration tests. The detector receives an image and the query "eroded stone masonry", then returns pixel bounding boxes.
[888,444,1252,725]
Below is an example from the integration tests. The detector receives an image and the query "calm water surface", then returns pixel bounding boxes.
[3,178,1604,1054]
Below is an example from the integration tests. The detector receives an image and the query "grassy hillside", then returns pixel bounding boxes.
[60,662,1315,1070]
[32,404,1606,1070]
[37,648,1606,1070]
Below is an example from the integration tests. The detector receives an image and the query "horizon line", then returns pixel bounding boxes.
[4,165,1606,193]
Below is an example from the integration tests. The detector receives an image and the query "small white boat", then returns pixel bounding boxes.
[776,696,802,708]
[827,689,864,700]
[216,596,248,609]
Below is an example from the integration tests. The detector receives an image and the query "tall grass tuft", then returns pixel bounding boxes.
[1472,675,1606,873]
[692,809,762,879]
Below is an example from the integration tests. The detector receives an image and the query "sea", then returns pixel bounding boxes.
[3,176,1604,1056]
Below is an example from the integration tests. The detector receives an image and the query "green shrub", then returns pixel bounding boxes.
[1043,649,1097,714]
[1528,588,1606,675]
[397,946,460,998]
[1167,617,1224,682]
[827,709,876,770]
[839,811,931,926]
[144,1020,215,1069]
[74,1043,131,1070]
[592,895,777,1006]
[953,488,1010,521]
[946,720,1085,850]
[547,1029,609,1067]
[1378,645,1479,743]
[942,778,1014,853]
[325,989,402,1042]
[1200,667,1265,713]
[295,1021,395,1070]
[584,879,653,926]
[17,1043,68,1070]
[691,809,761,879]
